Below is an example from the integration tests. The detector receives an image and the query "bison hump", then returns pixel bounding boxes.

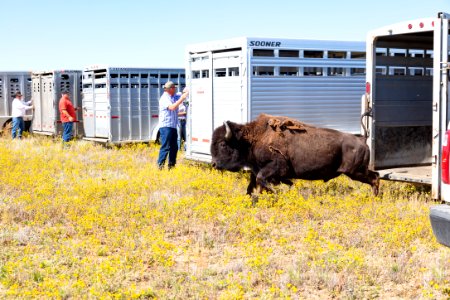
[268,117,306,133]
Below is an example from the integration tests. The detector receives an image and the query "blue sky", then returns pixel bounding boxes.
[1,0,448,71]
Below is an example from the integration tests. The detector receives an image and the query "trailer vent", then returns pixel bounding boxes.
[328,51,346,59]
[253,49,274,57]
[304,50,323,58]
[279,50,299,57]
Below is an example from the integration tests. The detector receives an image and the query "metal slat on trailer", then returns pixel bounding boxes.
[82,66,185,144]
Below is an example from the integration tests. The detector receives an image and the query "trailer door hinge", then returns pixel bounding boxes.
[433,102,438,111]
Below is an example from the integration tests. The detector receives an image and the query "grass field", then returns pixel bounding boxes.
[0,136,449,299]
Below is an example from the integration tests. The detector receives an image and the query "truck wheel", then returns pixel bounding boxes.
[430,204,450,247]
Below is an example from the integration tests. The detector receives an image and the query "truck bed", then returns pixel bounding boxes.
[377,165,432,184]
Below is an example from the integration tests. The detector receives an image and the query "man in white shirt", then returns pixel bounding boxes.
[11,91,33,139]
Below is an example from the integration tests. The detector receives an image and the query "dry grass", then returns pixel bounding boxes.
[0,135,449,299]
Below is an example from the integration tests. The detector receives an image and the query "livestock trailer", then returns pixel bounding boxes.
[0,71,33,133]
[362,12,450,247]
[31,70,83,137]
[81,66,185,143]
[185,37,366,162]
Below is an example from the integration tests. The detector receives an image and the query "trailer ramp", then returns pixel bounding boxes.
[377,165,432,185]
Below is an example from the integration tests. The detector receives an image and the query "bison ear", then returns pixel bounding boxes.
[224,121,232,141]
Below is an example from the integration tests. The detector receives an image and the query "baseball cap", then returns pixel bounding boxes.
[164,81,175,89]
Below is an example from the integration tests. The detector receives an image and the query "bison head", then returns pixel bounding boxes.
[210,121,250,172]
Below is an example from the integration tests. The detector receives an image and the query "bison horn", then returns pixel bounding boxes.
[224,121,232,141]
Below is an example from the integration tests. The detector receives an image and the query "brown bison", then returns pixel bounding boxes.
[210,113,380,196]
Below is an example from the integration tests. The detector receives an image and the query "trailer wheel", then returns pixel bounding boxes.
[1,121,12,137]
[154,130,161,145]
[24,120,32,132]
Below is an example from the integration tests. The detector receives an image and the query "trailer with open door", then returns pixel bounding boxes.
[31,70,83,137]
[362,12,450,247]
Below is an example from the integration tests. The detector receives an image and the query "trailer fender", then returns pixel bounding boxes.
[151,124,161,144]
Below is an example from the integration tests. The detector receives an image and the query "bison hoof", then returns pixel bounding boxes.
[372,184,379,196]
[251,194,259,206]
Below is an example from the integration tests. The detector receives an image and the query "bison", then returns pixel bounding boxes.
[210,113,380,196]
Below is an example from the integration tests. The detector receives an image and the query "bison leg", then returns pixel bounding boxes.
[369,171,380,196]
[248,158,290,198]
[280,179,293,186]
[254,164,288,194]
[346,170,380,196]
[247,173,257,195]
[248,172,274,206]
[247,173,273,194]
[254,181,275,194]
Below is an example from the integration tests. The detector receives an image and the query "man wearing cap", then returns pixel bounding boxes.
[58,91,77,145]
[157,81,189,170]
[11,91,33,139]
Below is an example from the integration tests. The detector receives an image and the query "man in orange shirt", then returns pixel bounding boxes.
[58,91,77,144]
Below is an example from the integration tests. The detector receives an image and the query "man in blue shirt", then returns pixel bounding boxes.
[157,81,189,170]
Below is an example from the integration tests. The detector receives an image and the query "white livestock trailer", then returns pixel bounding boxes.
[31,70,83,137]
[361,12,450,247]
[184,37,366,162]
[81,66,185,144]
[0,72,32,134]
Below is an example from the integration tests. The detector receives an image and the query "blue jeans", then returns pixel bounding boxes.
[62,122,74,142]
[12,117,24,139]
[157,127,178,168]
[177,119,186,150]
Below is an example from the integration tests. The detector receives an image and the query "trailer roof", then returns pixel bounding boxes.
[186,36,364,53]
[83,65,185,72]
[366,15,442,40]
[0,71,31,75]
[32,70,81,75]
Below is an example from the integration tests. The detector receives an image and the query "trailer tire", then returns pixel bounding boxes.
[24,120,32,132]
[154,130,161,145]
